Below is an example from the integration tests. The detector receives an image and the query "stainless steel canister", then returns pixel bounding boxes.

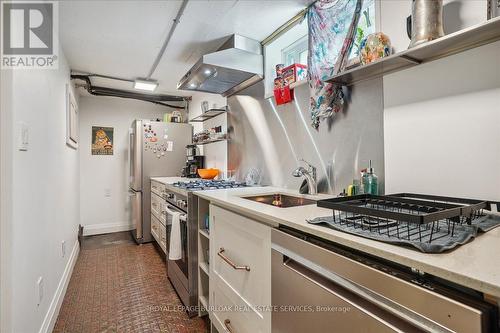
[408,0,445,48]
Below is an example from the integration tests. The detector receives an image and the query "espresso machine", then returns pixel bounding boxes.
[183,145,204,178]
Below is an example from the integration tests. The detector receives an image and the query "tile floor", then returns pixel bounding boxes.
[53,232,208,333]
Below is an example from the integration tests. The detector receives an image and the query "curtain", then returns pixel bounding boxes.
[307,0,363,129]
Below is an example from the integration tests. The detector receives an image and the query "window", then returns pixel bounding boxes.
[282,35,308,66]
[263,19,308,97]
[348,0,377,60]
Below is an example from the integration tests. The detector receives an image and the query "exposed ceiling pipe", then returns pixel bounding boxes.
[71,74,188,109]
[146,0,189,79]
[71,70,135,83]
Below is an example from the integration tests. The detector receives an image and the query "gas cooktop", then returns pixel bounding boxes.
[172,179,247,191]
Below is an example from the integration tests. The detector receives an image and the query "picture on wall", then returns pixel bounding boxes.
[91,126,114,155]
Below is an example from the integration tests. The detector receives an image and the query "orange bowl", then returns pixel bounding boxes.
[197,168,219,179]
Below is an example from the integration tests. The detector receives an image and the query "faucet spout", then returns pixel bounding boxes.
[292,160,317,195]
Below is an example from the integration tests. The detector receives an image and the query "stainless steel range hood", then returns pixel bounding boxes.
[177,34,263,97]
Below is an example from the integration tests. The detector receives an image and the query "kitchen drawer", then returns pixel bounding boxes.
[211,273,268,333]
[210,205,271,314]
[151,192,166,224]
[151,180,166,197]
[160,223,167,253]
[151,214,161,243]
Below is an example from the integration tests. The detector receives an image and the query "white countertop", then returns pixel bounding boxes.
[194,186,500,298]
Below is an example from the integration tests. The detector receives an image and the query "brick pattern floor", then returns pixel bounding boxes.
[53,233,208,333]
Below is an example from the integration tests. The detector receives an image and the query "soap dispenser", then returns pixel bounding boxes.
[362,160,378,195]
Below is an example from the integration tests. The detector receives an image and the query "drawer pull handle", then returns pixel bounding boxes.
[217,248,250,271]
[224,319,235,333]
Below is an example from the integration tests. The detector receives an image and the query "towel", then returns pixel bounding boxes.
[169,211,182,260]
[307,214,500,253]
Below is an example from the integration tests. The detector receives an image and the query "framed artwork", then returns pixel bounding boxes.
[91,126,114,155]
[66,84,78,149]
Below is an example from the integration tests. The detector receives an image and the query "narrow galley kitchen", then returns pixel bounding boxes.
[1,0,500,333]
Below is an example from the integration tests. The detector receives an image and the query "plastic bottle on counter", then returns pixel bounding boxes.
[362,160,378,195]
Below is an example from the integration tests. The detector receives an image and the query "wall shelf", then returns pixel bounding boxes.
[325,17,500,86]
[194,138,227,145]
[289,79,307,89]
[189,108,227,122]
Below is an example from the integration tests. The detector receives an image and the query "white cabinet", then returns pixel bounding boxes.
[159,222,167,253]
[151,192,166,224]
[151,214,161,244]
[151,182,166,254]
[151,180,166,197]
[209,204,271,333]
[211,275,266,333]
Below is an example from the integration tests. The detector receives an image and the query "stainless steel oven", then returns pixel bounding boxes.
[164,188,199,317]
[272,227,498,333]
[164,204,188,278]
[163,180,248,317]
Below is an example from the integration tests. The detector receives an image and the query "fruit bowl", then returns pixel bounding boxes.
[197,168,219,179]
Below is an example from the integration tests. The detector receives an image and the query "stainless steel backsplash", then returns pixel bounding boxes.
[227,78,385,195]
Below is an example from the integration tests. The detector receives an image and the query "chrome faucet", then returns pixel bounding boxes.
[292,159,317,195]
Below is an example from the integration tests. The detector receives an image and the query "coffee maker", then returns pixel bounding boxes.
[183,145,204,178]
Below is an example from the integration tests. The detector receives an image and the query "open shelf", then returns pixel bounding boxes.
[197,196,210,317]
[199,261,209,275]
[289,79,307,89]
[194,138,227,145]
[325,17,500,86]
[199,295,208,309]
[199,229,209,239]
[189,108,227,122]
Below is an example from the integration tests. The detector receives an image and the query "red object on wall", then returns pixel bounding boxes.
[282,63,307,86]
[273,85,294,105]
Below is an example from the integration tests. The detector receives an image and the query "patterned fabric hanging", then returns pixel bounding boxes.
[307,0,363,129]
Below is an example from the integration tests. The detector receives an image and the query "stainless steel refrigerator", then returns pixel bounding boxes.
[129,120,192,243]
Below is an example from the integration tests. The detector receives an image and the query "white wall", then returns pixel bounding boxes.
[384,41,500,200]
[78,96,169,235]
[382,1,499,200]
[0,58,14,333]
[380,0,486,53]
[0,50,80,333]
[189,92,228,176]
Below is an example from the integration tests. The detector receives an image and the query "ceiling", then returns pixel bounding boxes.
[60,0,311,96]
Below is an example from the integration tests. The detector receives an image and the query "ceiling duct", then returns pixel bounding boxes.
[71,74,187,109]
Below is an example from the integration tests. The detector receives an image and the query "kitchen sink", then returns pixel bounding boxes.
[242,193,316,208]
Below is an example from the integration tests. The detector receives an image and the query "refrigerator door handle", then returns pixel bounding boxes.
[129,130,134,184]
[129,121,142,191]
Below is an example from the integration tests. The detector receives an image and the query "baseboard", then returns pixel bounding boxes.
[83,222,134,236]
[38,240,80,333]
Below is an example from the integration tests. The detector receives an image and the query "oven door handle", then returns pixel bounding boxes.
[164,205,187,222]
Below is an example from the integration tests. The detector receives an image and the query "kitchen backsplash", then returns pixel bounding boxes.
[227,79,385,195]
